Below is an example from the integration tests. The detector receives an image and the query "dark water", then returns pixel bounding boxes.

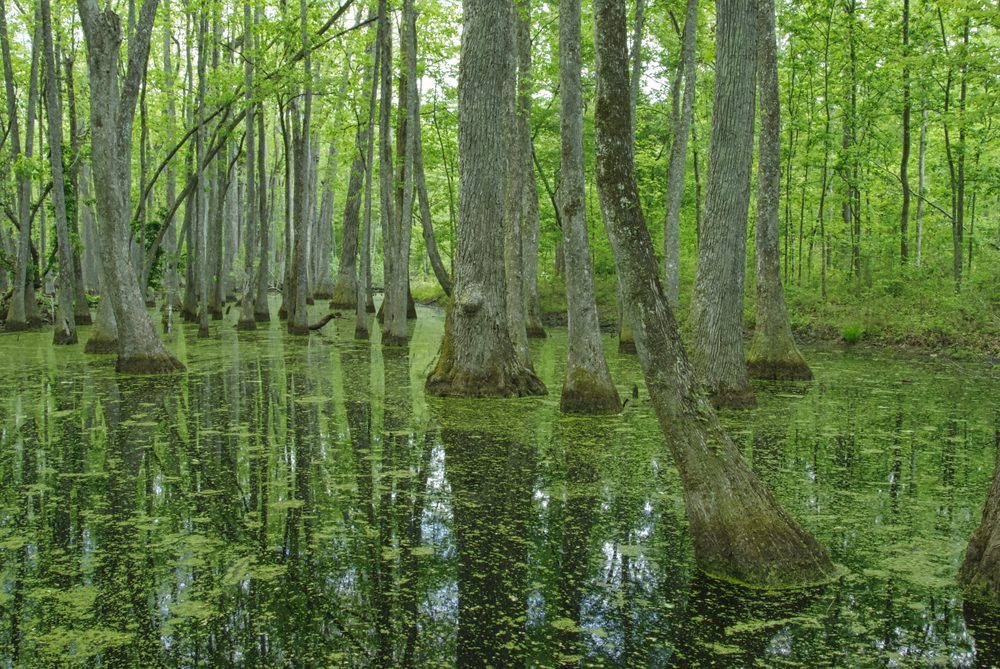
[1,302,998,668]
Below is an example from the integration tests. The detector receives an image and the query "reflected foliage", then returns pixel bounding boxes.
[0,305,998,666]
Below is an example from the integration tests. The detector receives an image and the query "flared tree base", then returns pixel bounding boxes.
[382,333,408,347]
[236,318,257,331]
[53,329,79,345]
[560,367,622,414]
[313,291,333,300]
[254,309,271,323]
[306,297,315,306]
[75,312,93,326]
[4,320,32,332]
[618,338,637,354]
[116,351,185,374]
[354,324,370,340]
[287,323,309,336]
[427,363,547,398]
[747,356,813,381]
[84,336,118,354]
[329,279,358,309]
[707,385,757,410]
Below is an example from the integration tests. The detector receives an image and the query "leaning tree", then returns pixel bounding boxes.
[593,0,833,586]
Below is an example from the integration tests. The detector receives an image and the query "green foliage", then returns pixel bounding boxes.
[841,323,863,344]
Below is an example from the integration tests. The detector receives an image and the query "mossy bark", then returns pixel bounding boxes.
[961,438,1000,603]
[594,0,832,587]
[748,0,812,383]
[425,0,545,400]
[688,0,758,409]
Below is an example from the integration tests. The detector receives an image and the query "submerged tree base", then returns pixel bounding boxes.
[618,337,636,354]
[84,336,118,354]
[526,323,547,338]
[747,356,813,381]
[75,312,93,326]
[236,318,257,331]
[960,447,1000,603]
[116,351,185,374]
[53,328,78,346]
[254,308,271,323]
[427,367,547,398]
[560,368,621,414]
[707,385,758,410]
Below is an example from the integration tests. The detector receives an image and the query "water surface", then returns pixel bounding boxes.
[1,303,998,667]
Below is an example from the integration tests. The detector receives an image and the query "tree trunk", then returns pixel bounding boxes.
[383,0,416,345]
[237,0,257,330]
[288,0,312,335]
[40,0,77,344]
[253,90,271,322]
[916,106,926,266]
[746,0,811,381]
[63,54,92,324]
[355,27,380,339]
[377,0,395,329]
[689,0,757,409]
[899,0,910,263]
[662,0,698,309]
[1,0,39,330]
[313,142,337,299]
[414,103,453,297]
[594,0,832,587]
[960,431,1000,602]
[425,0,545,398]
[196,13,210,338]
[516,0,544,339]
[77,0,183,373]
[503,0,534,367]
[558,0,620,414]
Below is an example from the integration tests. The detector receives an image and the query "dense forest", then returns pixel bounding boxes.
[0,0,999,664]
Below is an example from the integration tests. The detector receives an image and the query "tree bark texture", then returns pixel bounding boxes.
[689,0,757,409]
[558,0,620,414]
[40,0,78,344]
[961,436,1000,602]
[425,0,545,398]
[747,0,812,381]
[594,0,833,587]
[662,0,697,308]
[77,0,183,373]
[517,0,544,339]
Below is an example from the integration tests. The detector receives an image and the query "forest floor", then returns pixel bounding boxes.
[412,252,1000,361]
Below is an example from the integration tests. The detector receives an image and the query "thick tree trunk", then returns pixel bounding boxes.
[331,111,367,308]
[40,0,77,344]
[594,0,832,587]
[689,0,757,409]
[77,0,183,373]
[558,0,619,414]
[961,432,1000,602]
[425,0,545,398]
[377,0,395,330]
[747,0,811,381]
[662,0,697,309]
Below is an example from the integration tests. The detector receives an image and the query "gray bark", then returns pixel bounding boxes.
[288,0,312,335]
[517,0,544,339]
[237,0,257,330]
[313,141,337,298]
[689,0,757,409]
[558,0,619,414]
[663,0,698,308]
[40,0,77,344]
[425,0,545,397]
[916,107,926,266]
[383,0,413,345]
[746,0,811,381]
[961,445,1000,602]
[196,13,210,337]
[503,0,533,367]
[77,0,183,372]
[377,0,395,331]
[63,54,92,324]
[594,0,832,587]
[330,105,367,308]
[355,27,380,338]
[414,102,453,297]
[1,0,39,329]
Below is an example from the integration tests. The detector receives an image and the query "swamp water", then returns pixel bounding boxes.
[0,303,998,668]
